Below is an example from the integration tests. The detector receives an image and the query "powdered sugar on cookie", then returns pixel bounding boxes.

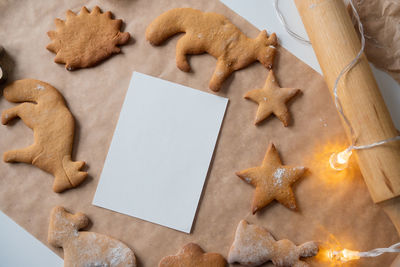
[48,206,137,267]
[35,84,45,90]
[236,143,307,213]
[273,168,285,187]
[228,220,318,267]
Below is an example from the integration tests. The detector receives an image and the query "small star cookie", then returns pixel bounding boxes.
[236,143,306,214]
[244,70,300,126]
[159,243,227,267]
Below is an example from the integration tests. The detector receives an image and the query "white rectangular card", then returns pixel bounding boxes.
[93,72,228,233]
[0,211,63,267]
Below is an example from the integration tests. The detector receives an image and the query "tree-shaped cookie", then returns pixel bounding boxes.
[1,79,87,192]
[146,8,277,92]
[236,143,306,214]
[228,220,318,267]
[48,206,137,267]
[244,70,301,126]
[47,6,130,70]
[159,243,227,267]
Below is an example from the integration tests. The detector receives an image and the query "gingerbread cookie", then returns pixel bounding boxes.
[236,143,306,214]
[48,206,137,267]
[47,6,130,70]
[244,70,301,126]
[228,220,318,267]
[159,243,227,267]
[146,8,277,92]
[2,79,87,192]
[0,45,6,83]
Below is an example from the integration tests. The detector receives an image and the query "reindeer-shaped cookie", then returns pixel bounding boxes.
[146,8,278,92]
[228,220,318,267]
[1,79,87,192]
[48,206,137,267]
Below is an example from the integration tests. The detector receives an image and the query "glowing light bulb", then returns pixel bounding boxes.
[328,249,360,263]
[329,149,352,171]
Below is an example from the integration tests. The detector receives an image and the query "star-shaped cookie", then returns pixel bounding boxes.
[159,243,227,267]
[236,143,306,214]
[244,70,300,126]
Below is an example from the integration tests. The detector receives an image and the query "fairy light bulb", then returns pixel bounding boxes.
[329,149,353,171]
[328,249,360,263]
[324,242,400,264]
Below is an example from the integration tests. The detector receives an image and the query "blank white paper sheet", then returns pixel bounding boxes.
[93,72,228,233]
[0,211,63,267]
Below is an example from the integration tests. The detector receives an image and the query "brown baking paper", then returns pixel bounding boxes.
[352,0,400,84]
[0,0,398,266]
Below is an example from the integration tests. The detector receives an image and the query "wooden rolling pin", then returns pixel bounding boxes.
[294,0,400,236]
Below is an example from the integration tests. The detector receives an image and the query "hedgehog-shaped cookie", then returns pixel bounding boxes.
[47,6,130,70]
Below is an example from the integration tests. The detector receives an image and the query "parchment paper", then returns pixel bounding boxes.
[352,0,400,84]
[0,0,398,266]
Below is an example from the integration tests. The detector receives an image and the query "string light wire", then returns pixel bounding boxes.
[273,0,311,45]
[273,0,400,165]
[358,242,400,258]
